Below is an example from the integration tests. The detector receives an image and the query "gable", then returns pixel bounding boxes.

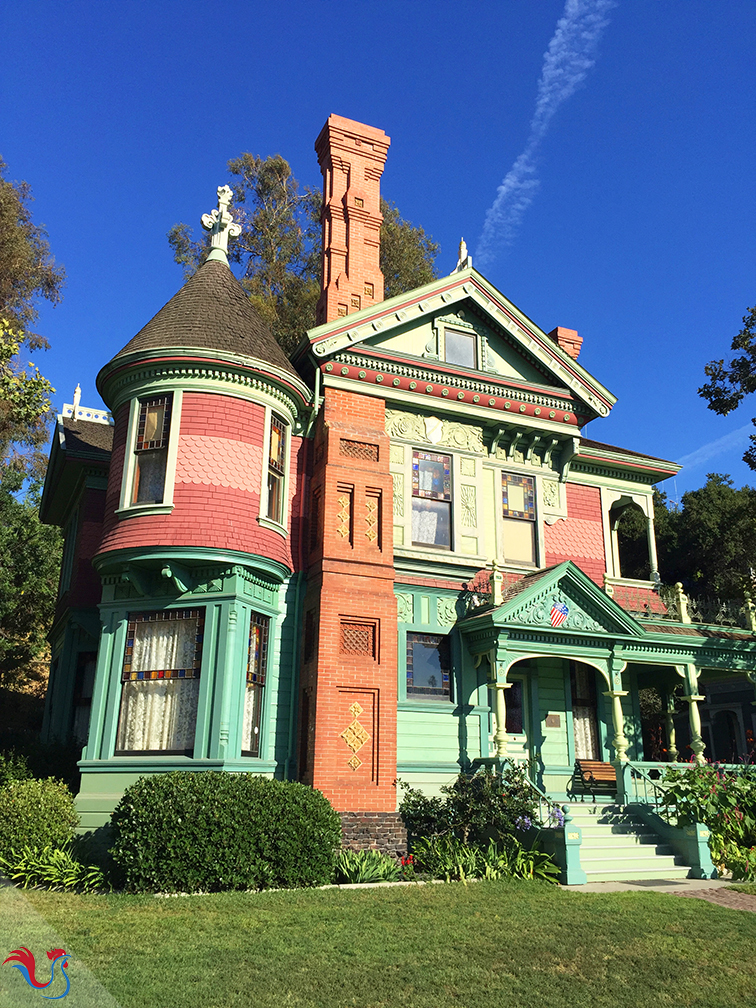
[462,561,645,640]
[363,307,551,386]
[300,267,616,422]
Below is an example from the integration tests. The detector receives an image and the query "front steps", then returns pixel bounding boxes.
[564,800,693,883]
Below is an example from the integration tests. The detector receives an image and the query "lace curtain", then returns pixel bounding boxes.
[117,679,200,752]
[117,615,200,752]
[573,705,600,760]
[242,683,263,756]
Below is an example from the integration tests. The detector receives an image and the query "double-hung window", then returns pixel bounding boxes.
[266,414,287,523]
[501,472,536,565]
[115,608,203,755]
[411,450,452,549]
[132,395,172,505]
[242,613,269,757]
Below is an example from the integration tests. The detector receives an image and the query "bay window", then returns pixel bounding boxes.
[115,608,203,755]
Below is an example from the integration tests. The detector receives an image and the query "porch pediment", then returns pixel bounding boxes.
[460,561,645,651]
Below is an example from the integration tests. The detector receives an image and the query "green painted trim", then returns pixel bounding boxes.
[397,762,465,773]
[98,352,311,419]
[93,545,292,584]
[78,758,281,773]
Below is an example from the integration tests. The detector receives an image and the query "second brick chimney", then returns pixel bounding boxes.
[548,326,583,361]
[315,115,391,325]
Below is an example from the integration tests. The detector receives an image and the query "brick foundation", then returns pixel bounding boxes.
[340,811,407,859]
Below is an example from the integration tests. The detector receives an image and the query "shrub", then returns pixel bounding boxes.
[0,749,32,786]
[335,848,401,884]
[109,772,342,893]
[0,778,78,859]
[0,844,108,892]
[399,765,540,845]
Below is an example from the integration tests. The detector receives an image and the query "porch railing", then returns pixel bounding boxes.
[621,759,756,817]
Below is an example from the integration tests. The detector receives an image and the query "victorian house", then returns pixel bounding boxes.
[40,116,756,880]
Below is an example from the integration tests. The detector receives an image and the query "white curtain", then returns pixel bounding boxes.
[117,679,200,752]
[117,616,200,752]
[412,507,438,543]
[131,619,196,673]
[242,683,263,755]
[573,705,600,760]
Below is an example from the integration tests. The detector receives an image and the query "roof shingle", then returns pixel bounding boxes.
[111,259,298,378]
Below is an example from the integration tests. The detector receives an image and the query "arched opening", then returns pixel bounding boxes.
[613,502,651,580]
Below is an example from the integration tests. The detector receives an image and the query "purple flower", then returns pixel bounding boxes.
[515,816,533,831]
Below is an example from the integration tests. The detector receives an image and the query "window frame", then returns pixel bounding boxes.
[411,449,453,551]
[242,612,269,758]
[405,631,453,703]
[442,325,479,370]
[117,390,182,519]
[258,407,291,534]
[499,470,538,568]
[114,607,205,757]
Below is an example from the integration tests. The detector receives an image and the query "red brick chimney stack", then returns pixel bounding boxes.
[548,326,583,361]
[315,115,391,325]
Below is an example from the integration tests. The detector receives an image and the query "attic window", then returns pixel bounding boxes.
[444,328,477,369]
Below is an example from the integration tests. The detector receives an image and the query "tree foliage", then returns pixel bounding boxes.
[0,158,65,335]
[618,475,756,598]
[699,306,756,470]
[169,153,439,353]
[0,475,62,692]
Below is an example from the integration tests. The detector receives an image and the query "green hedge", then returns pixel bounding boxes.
[0,778,79,859]
[109,772,342,893]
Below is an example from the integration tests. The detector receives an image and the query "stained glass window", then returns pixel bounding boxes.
[406,633,452,700]
[501,472,536,565]
[412,451,452,549]
[243,613,269,757]
[132,394,172,505]
[267,415,287,522]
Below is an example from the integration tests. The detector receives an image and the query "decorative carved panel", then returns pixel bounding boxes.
[460,485,477,528]
[396,592,413,623]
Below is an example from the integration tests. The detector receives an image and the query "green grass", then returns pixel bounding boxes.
[727,883,756,895]
[10,881,756,1008]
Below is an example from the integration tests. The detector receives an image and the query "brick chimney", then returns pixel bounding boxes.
[315,115,391,325]
[548,326,583,360]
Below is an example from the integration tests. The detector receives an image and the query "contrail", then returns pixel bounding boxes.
[475,0,616,265]
[675,422,754,471]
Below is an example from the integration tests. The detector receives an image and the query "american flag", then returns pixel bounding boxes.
[550,601,569,627]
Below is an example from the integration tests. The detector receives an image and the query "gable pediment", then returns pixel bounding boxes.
[465,562,645,640]
[301,267,616,421]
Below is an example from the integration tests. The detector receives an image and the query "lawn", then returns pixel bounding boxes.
[4,880,756,1008]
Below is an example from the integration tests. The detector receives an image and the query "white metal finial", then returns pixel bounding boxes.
[72,383,82,420]
[454,237,472,274]
[201,185,242,255]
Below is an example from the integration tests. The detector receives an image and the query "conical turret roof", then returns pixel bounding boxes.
[111,258,298,378]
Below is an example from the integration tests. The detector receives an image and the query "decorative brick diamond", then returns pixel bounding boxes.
[340,720,370,752]
[347,755,363,771]
[349,702,363,718]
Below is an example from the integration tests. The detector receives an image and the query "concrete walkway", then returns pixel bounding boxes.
[565,876,756,912]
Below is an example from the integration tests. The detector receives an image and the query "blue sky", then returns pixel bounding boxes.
[2,0,754,499]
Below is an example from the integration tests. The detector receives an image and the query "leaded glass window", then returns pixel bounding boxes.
[501,472,536,565]
[411,451,452,549]
[116,608,204,755]
[267,415,287,522]
[242,613,269,757]
[132,394,172,505]
[406,632,451,700]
